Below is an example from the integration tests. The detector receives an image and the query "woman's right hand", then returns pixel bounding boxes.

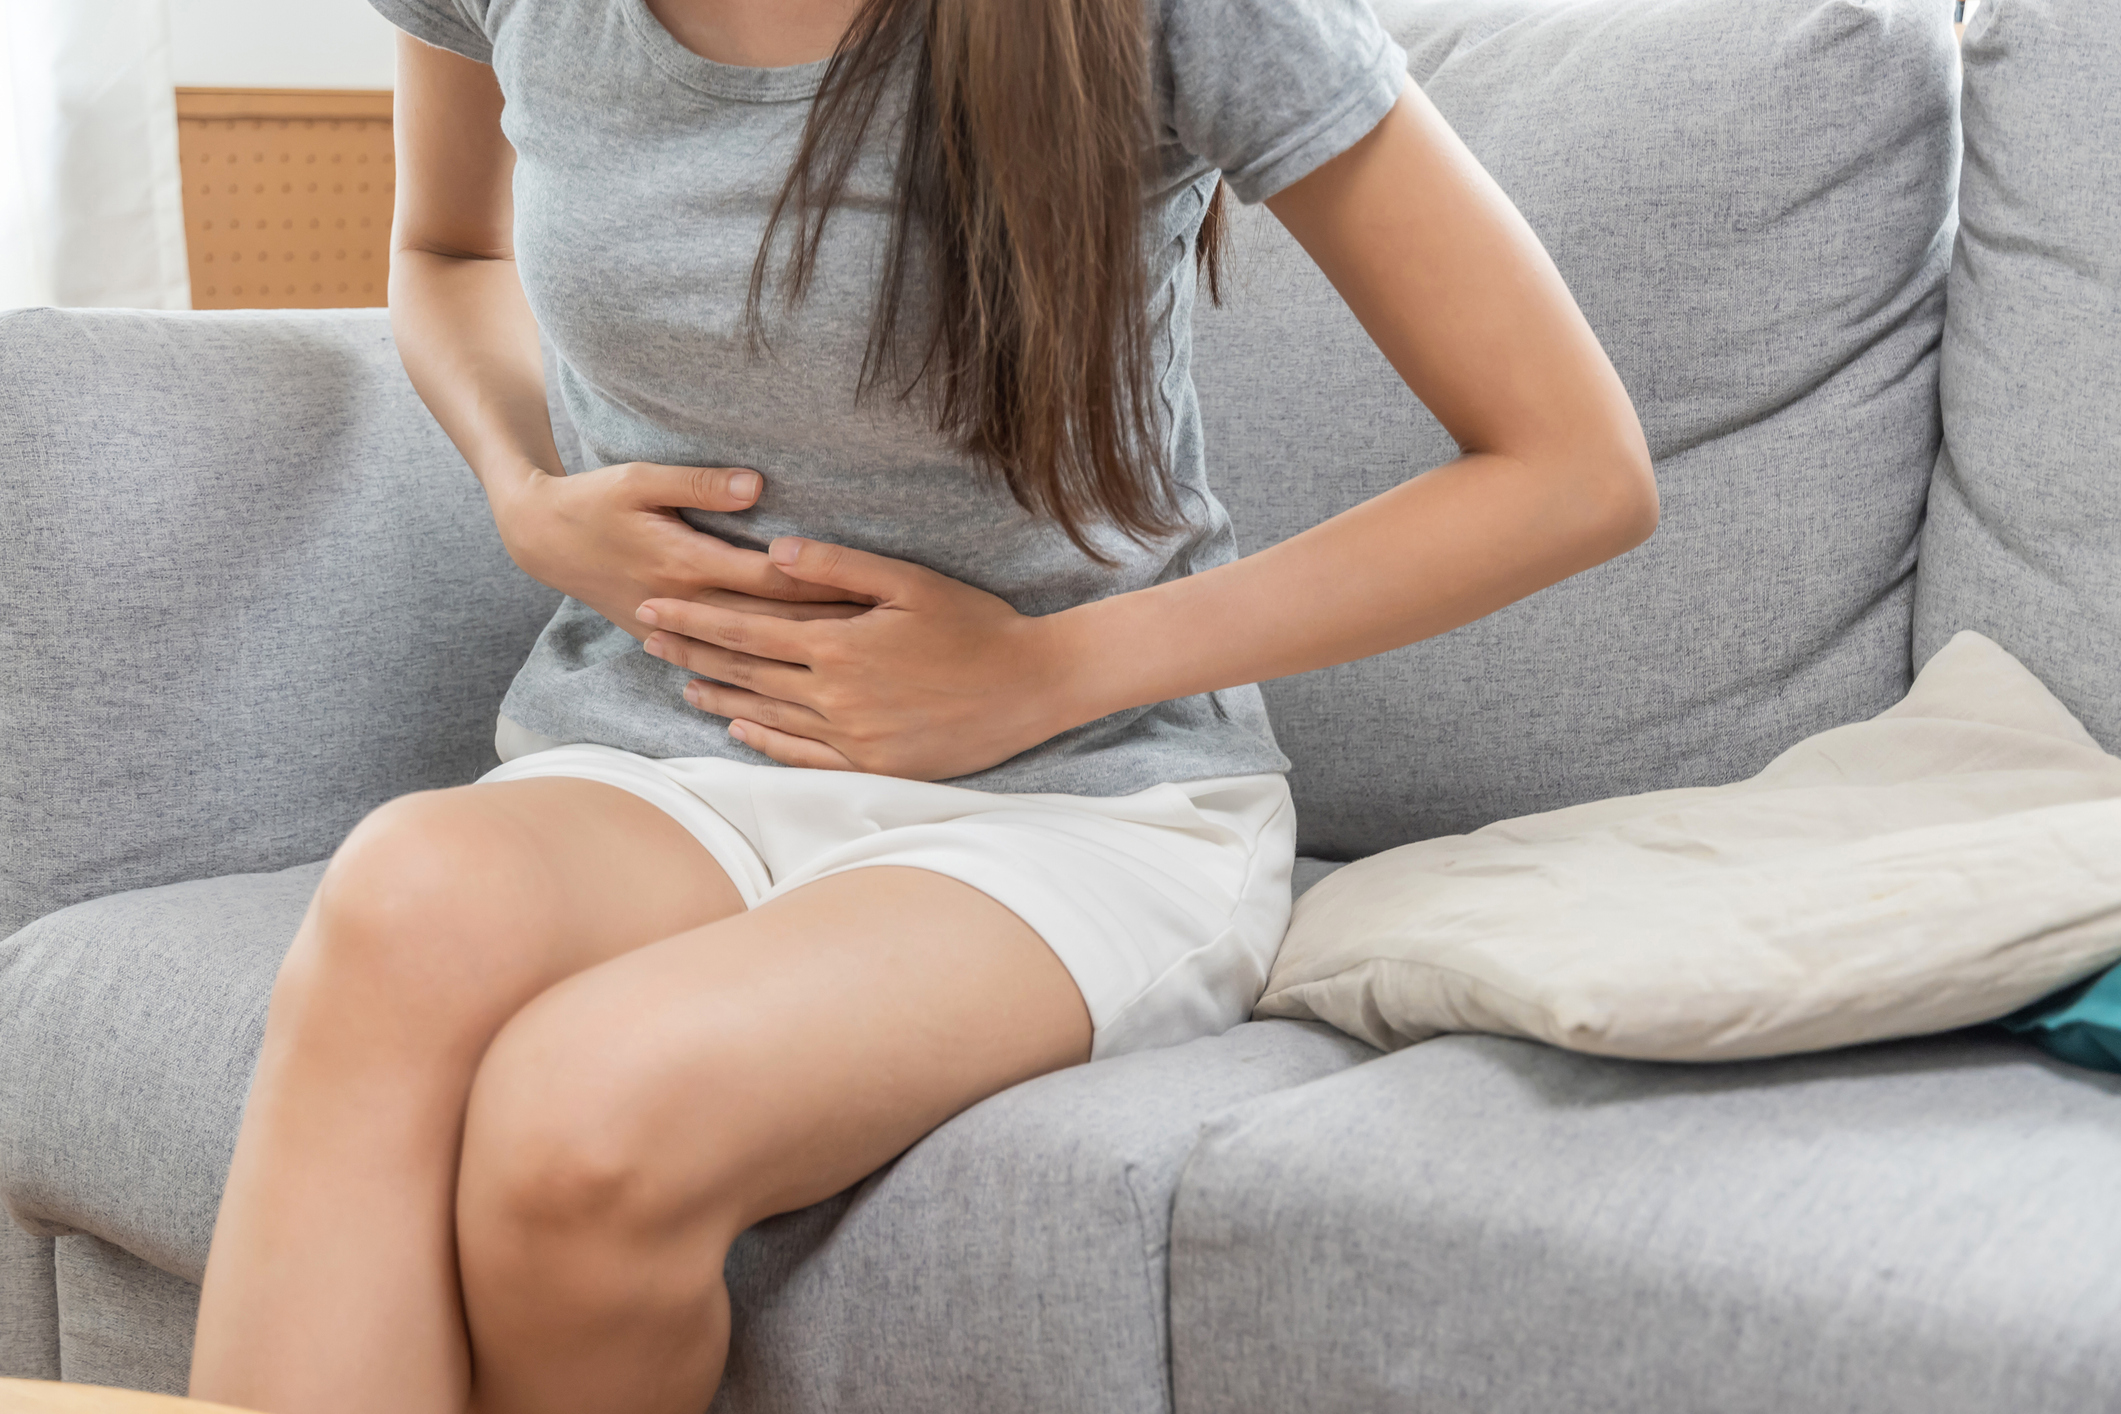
[491,461,860,642]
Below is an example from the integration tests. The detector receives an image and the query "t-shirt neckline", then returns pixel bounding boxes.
[621,0,834,103]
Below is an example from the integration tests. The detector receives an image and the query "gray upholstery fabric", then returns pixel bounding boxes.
[0,859,1373,1408]
[0,865,317,1269]
[0,307,560,939]
[0,1218,59,1380]
[1196,0,1959,857]
[54,1237,195,1395]
[1289,857,1346,899]
[714,1020,1374,1414]
[1913,0,2121,752]
[1170,1032,2121,1414]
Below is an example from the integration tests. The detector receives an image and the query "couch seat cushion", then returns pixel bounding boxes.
[1170,1032,2121,1414]
[0,867,315,1271]
[0,868,1375,1411]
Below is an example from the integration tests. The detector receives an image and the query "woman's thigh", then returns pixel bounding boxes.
[456,862,1093,1264]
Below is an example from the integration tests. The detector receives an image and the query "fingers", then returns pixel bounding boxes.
[636,597,823,667]
[625,461,763,514]
[643,633,815,703]
[726,717,857,771]
[615,467,885,605]
[683,681,832,739]
[689,589,870,623]
[679,666,857,771]
[679,536,876,605]
[768,537,934,604]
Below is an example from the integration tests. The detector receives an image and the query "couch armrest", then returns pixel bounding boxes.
[0,308,561,938]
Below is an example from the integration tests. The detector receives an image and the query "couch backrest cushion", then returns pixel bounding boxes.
[1194,0,1959,859]
[0,308,561,940]
[1914,0,2121,752]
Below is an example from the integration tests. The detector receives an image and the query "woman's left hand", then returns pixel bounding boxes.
[634,538,1091,780]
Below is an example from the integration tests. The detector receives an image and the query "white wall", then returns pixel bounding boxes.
[168,0,396,89]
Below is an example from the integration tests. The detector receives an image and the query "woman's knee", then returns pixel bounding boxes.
[272,788,552,1036]
[457,996,753,1279]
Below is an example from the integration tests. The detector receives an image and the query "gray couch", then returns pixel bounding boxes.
[5,0,2118,1407]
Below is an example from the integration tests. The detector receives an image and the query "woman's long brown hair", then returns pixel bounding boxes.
[747,0,1226,561]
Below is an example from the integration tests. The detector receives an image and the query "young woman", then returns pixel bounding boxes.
[189,0,1655,1410]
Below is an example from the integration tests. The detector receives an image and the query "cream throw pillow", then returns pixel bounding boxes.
[1256,632,2121,1060]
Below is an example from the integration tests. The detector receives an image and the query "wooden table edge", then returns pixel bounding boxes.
[0,1379,262,1413]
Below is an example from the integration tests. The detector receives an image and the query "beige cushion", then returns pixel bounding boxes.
[1256,632,2121,1060]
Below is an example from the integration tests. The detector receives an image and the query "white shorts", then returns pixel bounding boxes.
[478,729,1296,1060]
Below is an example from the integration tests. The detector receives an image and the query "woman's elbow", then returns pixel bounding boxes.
[1582,427,1659,559]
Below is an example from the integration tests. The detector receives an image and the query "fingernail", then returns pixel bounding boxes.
[770,538,803,565]
[727,722,747,742]
[636,604,659,626]
[729,471,760,502]
[643,633,663,656]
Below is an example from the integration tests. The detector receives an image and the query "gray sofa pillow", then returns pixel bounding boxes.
[1196,0,1959,858]
[1914,0,2121,753]
[0,308,560,940]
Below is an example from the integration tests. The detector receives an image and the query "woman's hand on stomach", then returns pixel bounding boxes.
[634,537,1087,780]
[493,462,866,643]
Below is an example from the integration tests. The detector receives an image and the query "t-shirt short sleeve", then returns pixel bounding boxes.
[366,0,494,64]
[1158,0,1409,205]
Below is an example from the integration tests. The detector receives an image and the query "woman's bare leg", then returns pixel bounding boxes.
[190,777,745,1414]
[454,865,1093,1414]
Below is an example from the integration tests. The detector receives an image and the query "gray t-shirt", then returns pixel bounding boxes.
[369,0,1406,795]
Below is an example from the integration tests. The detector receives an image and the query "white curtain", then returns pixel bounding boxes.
[0,0,190,309]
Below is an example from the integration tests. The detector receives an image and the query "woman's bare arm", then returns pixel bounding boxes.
[387,35,563,506]
[1048,78,1657,703]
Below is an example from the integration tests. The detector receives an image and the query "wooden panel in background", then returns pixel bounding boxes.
[176,88,395,310]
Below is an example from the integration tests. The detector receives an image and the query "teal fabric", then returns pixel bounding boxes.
[2001,968,2121,1074]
